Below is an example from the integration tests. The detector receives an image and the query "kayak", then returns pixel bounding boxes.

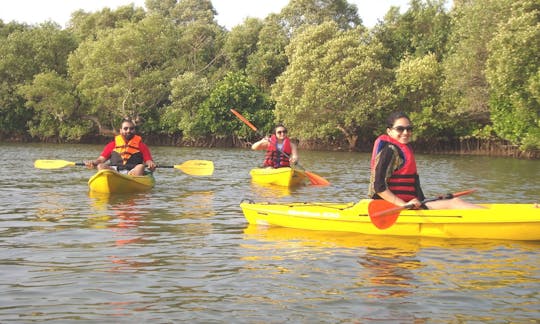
[250,167,309,187]
[88,170,155,193]
[239,200,540,241]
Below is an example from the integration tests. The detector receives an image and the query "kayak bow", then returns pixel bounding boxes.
[88,170,155,193]
[250,167,309,187]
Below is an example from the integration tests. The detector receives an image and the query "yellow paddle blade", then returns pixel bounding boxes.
[34,159,79,169]
[173,160,214,176]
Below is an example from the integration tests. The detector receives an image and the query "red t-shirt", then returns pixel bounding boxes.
[100,140,153,162]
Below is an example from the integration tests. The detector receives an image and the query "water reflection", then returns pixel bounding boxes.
[242,225,422,299]
[87,192,151,271]
[1,144,538,322]
[358,245,420,299]
[250,183,292,198]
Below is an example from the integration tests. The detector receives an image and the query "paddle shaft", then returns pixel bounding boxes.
[374,189,476,218]
[407,189,475,209]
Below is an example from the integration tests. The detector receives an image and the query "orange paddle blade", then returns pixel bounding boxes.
[368,200,401,229]
[304,170,330,186]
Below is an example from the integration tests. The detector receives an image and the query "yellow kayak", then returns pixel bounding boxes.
[240,200,540,241]
[88,170,155,193]
[250,167,309,187]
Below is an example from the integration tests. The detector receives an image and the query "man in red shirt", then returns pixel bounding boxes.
[85,119,156,176]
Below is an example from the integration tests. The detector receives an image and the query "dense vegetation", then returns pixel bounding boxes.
[0,0,538,156]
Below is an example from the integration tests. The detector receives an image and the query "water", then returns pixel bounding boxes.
[1,142,539,322]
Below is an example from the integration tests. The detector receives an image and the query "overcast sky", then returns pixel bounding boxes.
[0,0,418,29]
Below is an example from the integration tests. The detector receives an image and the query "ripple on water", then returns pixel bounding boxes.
[0,144,538,322]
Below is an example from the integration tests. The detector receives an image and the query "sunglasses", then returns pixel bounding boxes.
[391,125,413,132]
[123,127,135,131]
[276,130,287,134]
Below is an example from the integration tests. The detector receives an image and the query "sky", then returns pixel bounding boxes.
[0,0,415,29]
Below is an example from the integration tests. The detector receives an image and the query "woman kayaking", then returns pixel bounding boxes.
[369,111,485,209]
[251,124,299,168]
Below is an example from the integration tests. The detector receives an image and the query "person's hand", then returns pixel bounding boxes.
[146,160,157,171]
[289,155,298,165]
[84,160,96,169]
[407,198,422,208]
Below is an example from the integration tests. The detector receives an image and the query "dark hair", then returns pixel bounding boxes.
[274,124,287,134]
[120,118,136,131]
[386,111,411,128]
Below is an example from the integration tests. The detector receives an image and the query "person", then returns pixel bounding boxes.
[251,124,299,168]
[85,118,157,176]
[368,111,484,209]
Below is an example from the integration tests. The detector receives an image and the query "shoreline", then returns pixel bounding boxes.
[2,135,538,159]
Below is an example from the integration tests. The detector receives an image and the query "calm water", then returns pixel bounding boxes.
[1,142,539,323]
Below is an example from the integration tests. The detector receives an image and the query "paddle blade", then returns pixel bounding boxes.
[174,160,214,176]
[304,170,330,186]
[34,159,78,169]
[451,189,476,198]
[368,200,402,229]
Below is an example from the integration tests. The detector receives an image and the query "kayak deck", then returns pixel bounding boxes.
[240,200,540,241]
[88,169,155,194]
[250,167,308,187]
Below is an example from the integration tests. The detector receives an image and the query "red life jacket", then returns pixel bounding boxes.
[110,135,143,169]
[263,135,291,168]
[371,134,420,201]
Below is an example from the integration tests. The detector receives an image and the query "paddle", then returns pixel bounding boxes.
[34,159,84,169]
[34,159,214,176]
[367,189,476,229]
[158,160,214,176]
[230,108,330,186]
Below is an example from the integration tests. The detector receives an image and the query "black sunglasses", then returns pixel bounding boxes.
[391,125,413,132]
[123,127,135,131]
[276,130,287,134]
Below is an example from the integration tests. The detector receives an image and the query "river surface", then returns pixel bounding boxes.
[1,142,539,323]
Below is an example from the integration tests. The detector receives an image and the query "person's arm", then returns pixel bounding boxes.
[289,141,298,164]
[251,137,269,150]
[139,142,156,171]
[85,142,113,168]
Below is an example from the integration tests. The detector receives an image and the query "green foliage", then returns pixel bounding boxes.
[272,22,394,149]
[395,53,442,110]
[0,0,537,156]
[223,18,264,71]
[0,23,78,136]
[246,16,290,92]
[441,0,512,126]
[195,72,273,139]
[373,0,450,67]
[18,71,93,140]
[68,4,146,41]
[161,72,211,135]
[169,0,217,25]
[395,53,458,139]
[486,0,540,149]
[280,0,362,32]
[68,16,181,129]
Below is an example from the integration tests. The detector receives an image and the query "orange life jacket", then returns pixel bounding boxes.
[110,135,143,169]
